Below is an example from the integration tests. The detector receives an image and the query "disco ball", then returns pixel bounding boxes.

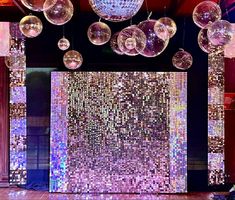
[117,25,146,56]
[110,32,124,55]
[58,37,70,51]
[138,20,169,57]
[88,0,144,22]
[153,21,169,41]
[192,1,221,28]
[87,21,111,45]
[156,17,177,38]
[19,15,43,38]
[63,50,83,69]
[207,20,233,46]
[198,26,224,53]
[43,0,74,25]
[5,55,26,69]
[172,49,193,70]
[21,0,57,12]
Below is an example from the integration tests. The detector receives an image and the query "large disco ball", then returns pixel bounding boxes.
[207,20,233,46]
[21,0,57,12]
[198,26,224,53]
[87,21,111,45]
[172,49,193,70]
[19,15,43,38]
[63,50,83,69]
[110,32,124,55]
[58,37,70,51]
[43,0,74,25]
[138,20,169,57]
[88,0,144,22]
[5,55,26,69]
[156,17,177,38]
[117,25,146,56]
[192,1,221,28]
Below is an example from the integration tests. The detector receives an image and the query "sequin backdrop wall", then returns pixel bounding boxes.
[208,53,225,185]
[9,23,27,185]
[50,72,187,193]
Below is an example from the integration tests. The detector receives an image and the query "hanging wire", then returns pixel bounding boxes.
[130,17,133,26]
[62,25,65,38]
[145,0,150,19]
[147,11,152,20]
[99,17,102,22]
[182,17,186,48]
[164,5,167,17]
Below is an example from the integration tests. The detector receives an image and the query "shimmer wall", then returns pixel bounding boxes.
[208,53,225,185]
[50,72,187,193]
[9,23,27,185]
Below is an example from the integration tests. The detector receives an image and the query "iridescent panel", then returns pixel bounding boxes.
[208,52,225,185]
[50,72,187,193]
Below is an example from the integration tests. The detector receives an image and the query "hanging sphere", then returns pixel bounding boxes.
[192,1,221,28]
[19,15,43,38]
[63,50,83,69]
[5,55,26,69]
[88,0,144,22]
[58,37,70,51]
[110,32,124,55]
[207,20,234,46]
[153,21,169,41]
[138,20,169,57]
[20,0,57,12]
[87,21,111,45]
[198,26,224,53]
[117,25,146,56]
[43,0,74,26]
[172,49,193,70]
[156,17,177,38]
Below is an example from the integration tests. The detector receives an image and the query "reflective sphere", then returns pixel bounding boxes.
[87,22,111,45]
[138,20,169,57]
[207,20,233,46]
[153,20,169,41]
[5,55,26,69]
[110,32,124,55]
[21,0,57,12]
[193,1,221,28]
[117,25,146,56]
[63,50,83,69]
[172,49,193,70]
[19,15,43,38]
[198,26,224,53]
[43,0,74,25]
[58,37,70,51]
[156,17,177,38]
[88,0,144,22]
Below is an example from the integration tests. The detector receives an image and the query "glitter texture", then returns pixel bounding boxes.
[50,72,187,193]
[208,52,225,185]
[9,23,27,185]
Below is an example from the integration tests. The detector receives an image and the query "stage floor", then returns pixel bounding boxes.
[0,188,228,200]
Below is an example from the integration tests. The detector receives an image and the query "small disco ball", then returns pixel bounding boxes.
[58,37,70,51]
[192,1,221,28]
[153,21,169,41]
[63,50,83,70]
[138,19,169,57]
[156,17,177,38]
[21,0,57,12]
[87,21,111,45]
[172,49,193,70]
[117,25,146,56]
[207,20,234,46]
[110,32,124,55]
[43,0,74,26]
[198,26,224,53]
[5,55,26,69]
[19,15,43,38]
[88,0,144,22]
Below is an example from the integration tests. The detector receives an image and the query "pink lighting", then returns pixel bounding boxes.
[0,22,9,56]
[224,24,235,58]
